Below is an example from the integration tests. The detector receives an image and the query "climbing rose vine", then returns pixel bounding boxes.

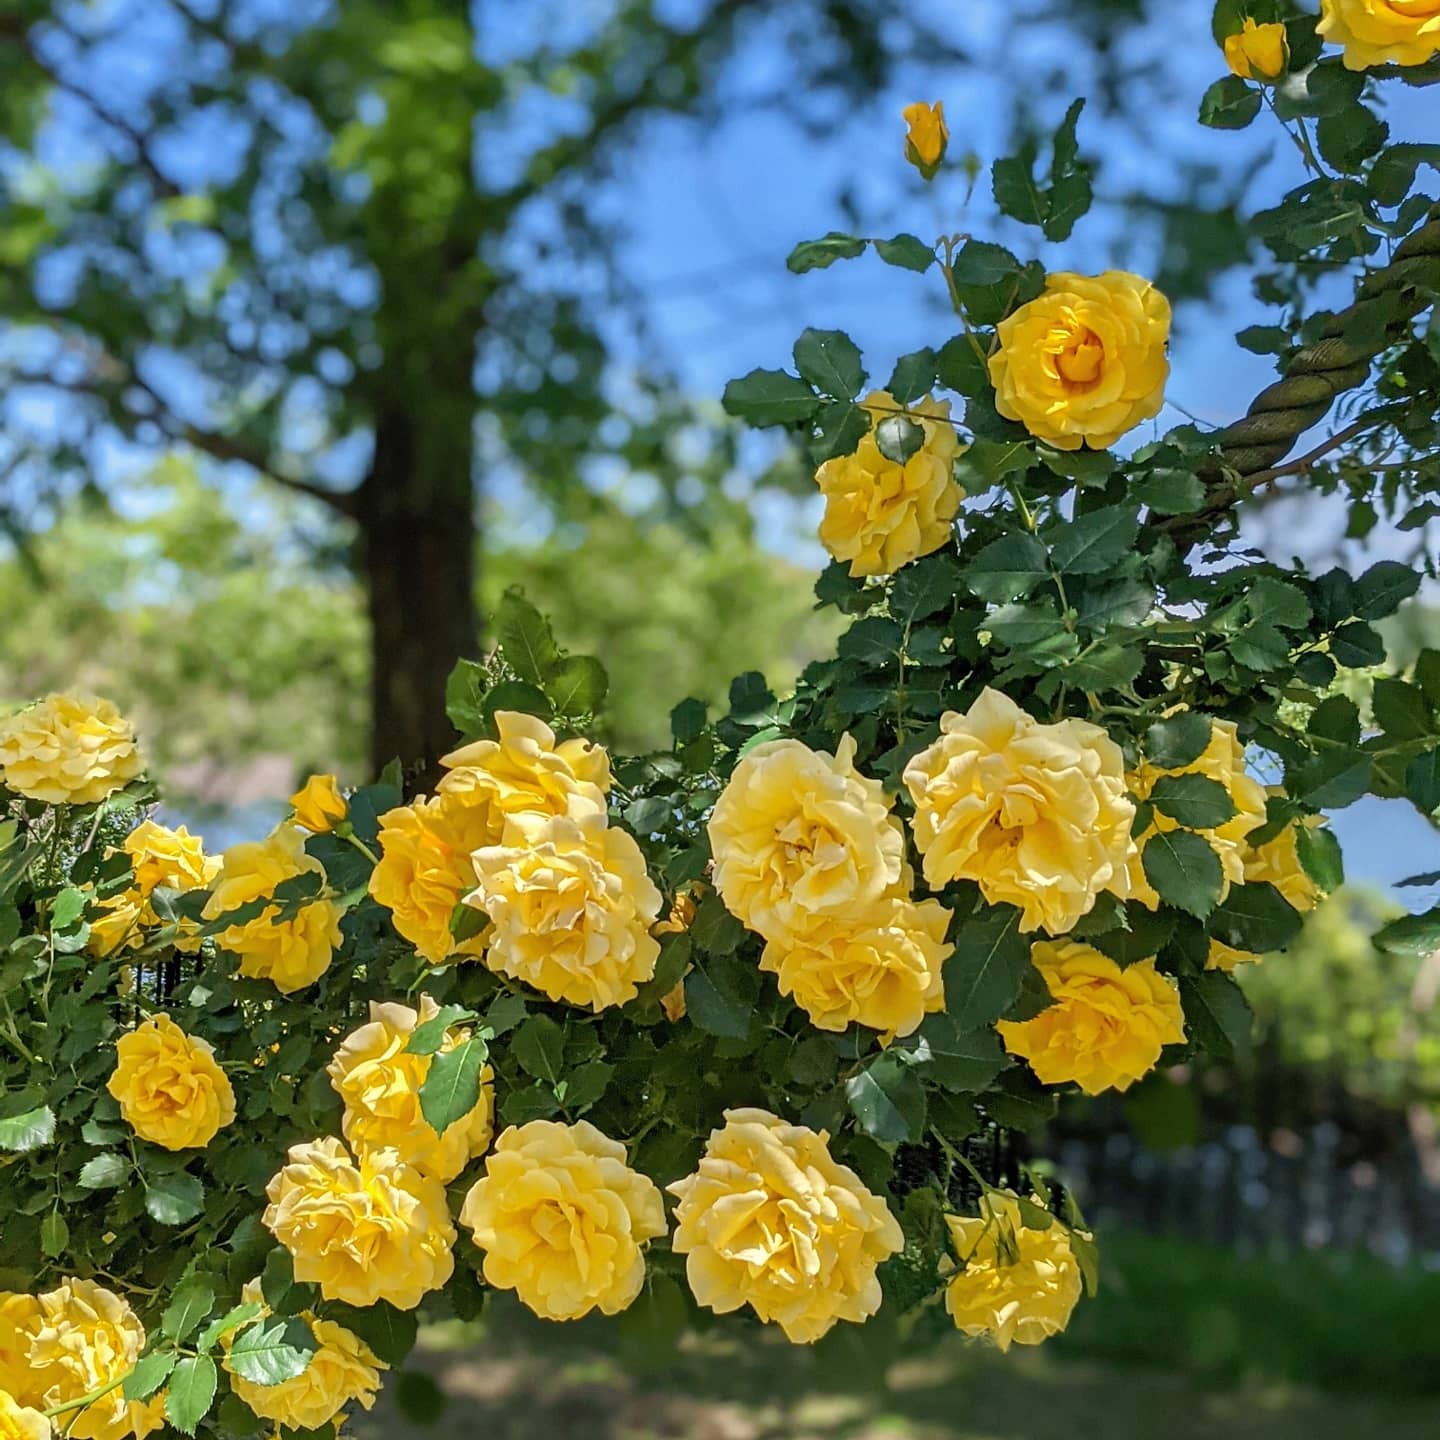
[3,3,1440,1434]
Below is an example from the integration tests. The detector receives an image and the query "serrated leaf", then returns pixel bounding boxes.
[794,328,866,401]
[548,654,608,717]
[196,1300,264,1354]
[165,1355,218,1435]
[419,1035,488,1135]
[1047,506,1140,575]
[78,1152,130,1189]
[1132,469,1206,515]
[845,1054,927,1143]
[1200,75,1263,129]
[786,232,867,273]
[1179,972,1251,1061]
[496,590,560,685]
[944,905,1031,1030]
[966,532,1050,604]
[162,1276,216,1343]
[123,1351,177,1401]
[935,334,992,397]
[1141,830,1223,919]
[324,1301,418,1367]
[1148,774,1237,829]
[1208,882,1303,954]
[406,1004,477,1056]
[0,1104,54,1153]
[1354,559,1420,620]
[874,232,934,272]
[511,1014,565,1084]
[875,414,924,464]
[721,368,818,427]
[1406,749,1440,816]
[144,1170,204,1225]
[1144,713,1213,769]
[914,1015,1009,1093]
[226,1318,314,1385]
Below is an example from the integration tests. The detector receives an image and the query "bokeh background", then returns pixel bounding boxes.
[2,1,1439,1435]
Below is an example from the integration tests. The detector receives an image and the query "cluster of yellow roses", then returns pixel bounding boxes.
[1226,1,1440,80]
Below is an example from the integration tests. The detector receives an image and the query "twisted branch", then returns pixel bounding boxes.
[1168,206,1440,538]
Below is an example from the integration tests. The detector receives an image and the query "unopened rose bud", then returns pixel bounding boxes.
[903,101,949,179]
[1224,19,1289,81]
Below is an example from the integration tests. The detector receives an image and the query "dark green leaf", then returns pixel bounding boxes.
[944,905,1031,1030]
[511,1015,565,1084]
[1199,76,1263,129]
[1047,506,1140,575]
[670,697,707,744]
[1209,882,1303,954]
[1354,559,1421,620]
[966,531,1050,604]
[1374,906,1440,957]
[1133,469,1206,515]
[1406,749,1440,816]
[875,414,924,464]
[915,1015,1009,1093]
[123,1351,177,1402]
[1149,774,1237,829]
[144,1170,204,1225]
[496,590,559,685]
[786,232,867,273]
[0,1104,54,1153]
[324,1302,418,1367]
[810,400,871,463]
[396,1371,449,1425]
[845,1054,927,1143]
[1144,713,1213,769]
[419,1036,488,1135]
[162,1276,216,1343]
[406,1004,477,1056]
[721,368,818,427]
[935,334,991,397]
[1373,679,1433,742]
[548,654,608,716]
[793,328,865,400]
[1141,831,1224,919]
[78,1152,130,1189]
[1179,972,1252,1061]
[949,240,1022,286]
[874,233,935,272]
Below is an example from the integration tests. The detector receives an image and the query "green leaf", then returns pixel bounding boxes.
[395,1371,449,1425]
[966,532,1050,604]
[944,905,1031,1030]
[786,232,867,273]
[324,1301,418,1367]
[406,1004,477,1056]
[1090,903,1176,966]
[496,590,559,685]
[1179,972,1252,1061]
[1406,749,1440,816]
[226,1318,314,1385]
[885,349,937,407]
[793,328,866,400]
[875,414,924,464]
[1209,882,1303,954]
[845,1053,927,1143]
[670,697,707,744]
[891,555,963,621]
[810,400,871,463]
[419,1035,488,1135]
[1373,679,1433,742]
[1330,622,1385,668]
[1295,825,1344,893]
[1132,469,1206,515]
[260,1246,317,1316]
[721,368,818,427]
[1148,774,1237,829]
[41,1209,68,1257]
[511,1015,565,1084]
[1199,75,1263,129]
[1354,559,1421,620]
[195,1301,264,1354]
[144,1170,204,1225]
[949,240,1022,286]
[123,1351,177,1402]
[165,1355,218,1436]
[935,334,991,397]
[915,1015,1009,1093]
[547,654,608,716]
[162,1276,216,1343]
[51,885,87,930]
[1144,713,1213,769]
[1141,831,1224,919]
[874,232,934,272]
[78,1152,130,1189]
[0,1104,54,1153]
[684,964,753,1040]
[1047,505,1140,575]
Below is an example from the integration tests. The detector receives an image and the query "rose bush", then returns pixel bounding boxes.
[3,3,1439,1434]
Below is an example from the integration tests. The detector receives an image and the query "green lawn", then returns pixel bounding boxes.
[354,1319,1439,1440]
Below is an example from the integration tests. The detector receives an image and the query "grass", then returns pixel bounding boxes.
[353,1232,1440,1440]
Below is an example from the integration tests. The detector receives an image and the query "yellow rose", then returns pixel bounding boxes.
[223,1280,384,1432]
[106,1013,235,1150]
[1224,18,1290,77]
[1206,939,1256,972]
[8,1280,164,1440]
[0,1391,49,1440]
[1127,718,1267,910]
[1318,0,1440,68]
[0,1295,42,1404]
[90,821,220,956]
[328,996,494,1182]
[263,1136,456,1310]
[989,271,1171,451]
[708,735,904,944]
[997,940,1185,1095]
[943,1191,1085,1351]
[760,896,952,1038]
[903,689,1135,935]
[1244,801,1326,912]
[368,793,495,966]
[815,391,964,578]
[466,809,663,1010]
[668,1108,904,1344]
[0,694,142,806]
[438,709,611,832]
[202,825,344,993]
[291,773,347,834]
[459,1120,667,1321]
[902,100,948,173]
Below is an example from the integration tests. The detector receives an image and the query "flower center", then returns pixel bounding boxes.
[1053,328,1104,388]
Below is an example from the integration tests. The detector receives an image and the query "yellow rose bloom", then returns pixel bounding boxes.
[902,100,949,172]
[369,793,495,966]
[203,825,343,993]
[1318,0,1440,68]
[467,809,663,1010]
[760,896,952,1038]
[997,940,1185,1095]
[708,735,903,944]
[291,773,347,834]
[989,271,1171,451]
[0,1390,49,1440]
[1244,804,1326,913]
[438,709,611,833]
[106,1013,236,1151]
[10,1280,164,1440]
[1224,18,1290,77]
[1206,939,1256,972]
[458,1120,667,1321]
[1127,718,1267,910]
[263,1136,456,1310]
[668,1108,904,1344]
[223,1281,384,1433]
[90,821,220,956]
[328,996,494,1183]
[903,689,1135,935]
[944,1191,1085,1351]
[0,694,142,806]
[815,391,963,578]
[0,1295,42,1404]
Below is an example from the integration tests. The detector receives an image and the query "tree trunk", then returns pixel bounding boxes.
[357,400,478,784]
